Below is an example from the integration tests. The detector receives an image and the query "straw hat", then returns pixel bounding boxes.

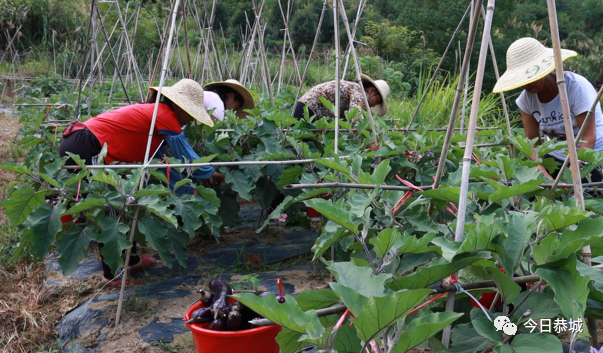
[150,79,213,127]
[203,79,255,117]
[361,74,390,116]
[492,37,577,93]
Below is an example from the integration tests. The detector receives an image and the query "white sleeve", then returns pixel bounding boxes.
[203,91,225,121]
[515,91,531,114]
[567,72,597,117]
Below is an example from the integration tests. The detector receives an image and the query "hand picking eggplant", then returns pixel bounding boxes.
[186,307,213,325]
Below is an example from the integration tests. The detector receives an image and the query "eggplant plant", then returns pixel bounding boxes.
[6,78,603,352]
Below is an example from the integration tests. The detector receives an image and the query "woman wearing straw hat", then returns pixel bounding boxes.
[203,79,256,120]
[59,79,218,287]
[292,74,390,120]
[494,37,603,181]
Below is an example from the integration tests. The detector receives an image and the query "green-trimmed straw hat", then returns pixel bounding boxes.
[492,37,577,93]
[150,79,213,127]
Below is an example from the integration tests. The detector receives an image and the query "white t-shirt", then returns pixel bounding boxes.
[203,91,225,121]
[516,71,603,160]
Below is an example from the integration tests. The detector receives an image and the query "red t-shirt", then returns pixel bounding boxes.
[84,103,181,164]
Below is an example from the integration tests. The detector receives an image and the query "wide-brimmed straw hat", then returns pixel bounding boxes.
[492,37,577,93]
[203,79,255,117]
[361,74,390,116]
[150,79,213,127]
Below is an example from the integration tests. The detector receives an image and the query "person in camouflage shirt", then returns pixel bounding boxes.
[293,74,390,120]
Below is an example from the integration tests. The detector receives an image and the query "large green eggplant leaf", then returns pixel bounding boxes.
[277,165,304,187]
[398,232,441,255]
[392,312,464,352]
[254,176,280,209]
[138,215,173,267]
[388,255,481,291]
[62,195,106,215]
[234,293,325,340]
[171,194,204,237]
[295,289,341,311]
[576,260,603,303]
[312,221,350,261]
[421,187,462,203]
[351,289,433,345]
[56,226,97,275]
[165,223,188,268]
[315,159,351,179]
[306,319,362,353]
[502,211,536,275]
[330,282,369,317]
[507,333,562,353]
[275,328,305,353]
[472,316,502,344]
[484,267,522,304]
[89,170,121,187]
[217,188,241,228]
[539,205,590,232]
[510,286,561,324]
[328,261,392,297]
[224,169,254,201]
[369,159,391,185]
[257,195,294,233]
[1,187,47,226]
[138,195,178,227]
[488,180,542,203]
[24,202,65,261]
[369,228,404,258]
[449,323,490,353]
[431,237,461,262]
[97,216,131,274]
[132,184,171,198]
[458,222,501,253]
[536,257,590,320]
[305,198,359,234]
[0,161,32,175]
[349,191,378,218]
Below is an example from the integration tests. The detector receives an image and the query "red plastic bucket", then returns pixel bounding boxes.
[184,300,281,353]
[306,206,320,218]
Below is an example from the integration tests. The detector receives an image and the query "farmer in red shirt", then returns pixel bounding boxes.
[59,79,218,286]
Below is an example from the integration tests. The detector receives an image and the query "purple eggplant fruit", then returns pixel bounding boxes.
[275,295,286,303]
[209,279,232,313]
[186,307,213,325]
[209,318,226,331]
[227,310,242,331]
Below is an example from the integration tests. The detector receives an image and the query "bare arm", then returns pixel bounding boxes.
[520,109,552,179]
[575,111,596,151]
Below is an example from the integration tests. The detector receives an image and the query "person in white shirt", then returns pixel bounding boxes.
[203,79,255,121]
[493,37,603,181]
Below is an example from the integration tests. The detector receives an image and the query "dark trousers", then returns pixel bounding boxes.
[59,128,140,279]
[292,101,316,120]
[548,154,602,183]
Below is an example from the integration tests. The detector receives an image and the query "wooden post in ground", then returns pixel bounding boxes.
[115,0,181,327]
[443,0,495,348]
[545,0,596,348]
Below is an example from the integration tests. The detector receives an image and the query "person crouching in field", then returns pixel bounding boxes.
[292,74,390,121]
[203,79,256,121]
[493,37,603,182]
[58,79,219,287]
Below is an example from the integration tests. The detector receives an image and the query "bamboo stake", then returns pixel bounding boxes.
[445,0,495,347]
[182,0,192,79]
[72,0,96,118]
[276,0,291,92]
[113,0,144,101]
[337,0,379,147]
[404,2,471,133]
[94,3,132,104]
[341,0,366,78]
[146,0,176,99]
[547,83,603,197]
[333,0,340,154]
[252,0,274,104]
[292,0,328,108]
[430,0,482,198]
[115,0,181,327]
[545,0,594,348]
[277,0,302,87]
[479,5,512,143]
[460,1,475,138]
